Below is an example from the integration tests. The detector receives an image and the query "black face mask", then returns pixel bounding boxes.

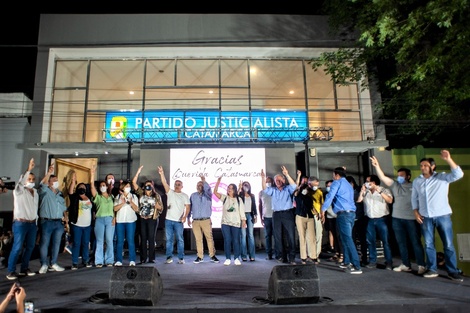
[144,185,152,191]
[78,189,86,195]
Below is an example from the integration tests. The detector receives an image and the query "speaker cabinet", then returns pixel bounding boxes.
[267,264,320,305]
[109,266,163,306]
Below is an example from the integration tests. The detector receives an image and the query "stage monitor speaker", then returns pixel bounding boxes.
[109,266,163,306]
[267,264,320,305]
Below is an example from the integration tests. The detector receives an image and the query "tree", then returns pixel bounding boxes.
[311,0,470,147]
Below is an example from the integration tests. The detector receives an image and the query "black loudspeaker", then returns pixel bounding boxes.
[109,266,163,306]
[267,264,320,305]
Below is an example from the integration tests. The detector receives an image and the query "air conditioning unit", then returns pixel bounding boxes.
[457,233,470,262]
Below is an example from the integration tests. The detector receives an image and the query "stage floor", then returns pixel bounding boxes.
[1,249,468,313]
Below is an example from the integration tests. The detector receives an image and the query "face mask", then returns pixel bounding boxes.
[312,186,318,191]
[52,181,59,189]
[365,182,371,189]
[25,182,35,189]
[243,186,249,192]
[266,183,272,188]
[326,187,331,192]
[100,186,107,193]
[2,239,8,245]
[144,185,152,191]
[301,189,308,195]
[108,179,114,185]
[78,188,86,195]
[124,187,131,194]
[397,176,406,184]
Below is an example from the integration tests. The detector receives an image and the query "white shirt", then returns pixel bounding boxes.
[166,189,190,222]
[114,193,138,223]
[13,171,39,221]
[363,188,392,218]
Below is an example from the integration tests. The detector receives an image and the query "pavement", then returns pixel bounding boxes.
[0,249,469,313]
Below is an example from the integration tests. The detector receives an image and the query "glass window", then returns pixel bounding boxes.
[308,111,362,141]
[87,60,145,111]
[305,66,336,110]
[54,60,88,88]
[336,83,359,110]
[50,90,86,142]
[250,60,306,110]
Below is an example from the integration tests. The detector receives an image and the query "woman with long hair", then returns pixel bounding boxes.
[238,181,257,261]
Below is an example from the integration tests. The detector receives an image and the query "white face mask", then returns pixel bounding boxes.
[108,178,115,185]
[266,183,272,188]
[25,182,35,189]
[312,186,318,191]
[365,182,371,189]
[301,189,308,195]
[100,186,107,193]
[2,239,9,245]
[243,186,249,192]
[326,187,331,192]
[52,181,59,189]
[124,187,131,194]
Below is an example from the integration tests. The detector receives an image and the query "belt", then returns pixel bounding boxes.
[193,217,210,221]
[273,208,294,213]
[41,217,62,221]
[337,210,354,214]
[15,218,36,223]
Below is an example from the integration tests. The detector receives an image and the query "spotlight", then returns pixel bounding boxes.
[74,152,79,156]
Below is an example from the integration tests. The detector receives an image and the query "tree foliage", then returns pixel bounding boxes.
[311,0,470,147]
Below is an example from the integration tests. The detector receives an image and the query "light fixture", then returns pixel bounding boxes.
[74,151,79,156]
[129,91,135,95]
[104,151,109,155]
[339,150,345,153]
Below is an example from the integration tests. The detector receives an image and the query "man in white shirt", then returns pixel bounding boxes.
[357,174,394,270]
[158,166,190,264]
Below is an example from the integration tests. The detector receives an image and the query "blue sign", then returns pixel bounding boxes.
[105,110,307,142]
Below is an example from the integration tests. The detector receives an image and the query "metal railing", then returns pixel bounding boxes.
[102,127,333,143]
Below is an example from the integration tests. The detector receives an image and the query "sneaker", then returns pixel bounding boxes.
[95,264,103,268]
[114,261,123,266]
[448,272,464,282]
[19,268,36,276]
[194,257,204,264]
[339,262,350,269]
[49,264,65,272]
[165,257,173,264]
[417,265,426,275]
[178,259,185,264]
[106,263,114,267]
[71,264,78,270]
[64,245,72,255]
[366,263,377,269]
[266,255,273,260]
[349,267,363,274]
[39,265,48,274]
[393,264,411,272]
[290,260,297,265]
[224,259,231,266]
[385,264,393,271]
[129,261,136,266]
[6,272,18,280]
[234,259,241,266]
[210,256,219,263]
[423,270,439,278]
[276,257,284,263]
[85,262,93,268]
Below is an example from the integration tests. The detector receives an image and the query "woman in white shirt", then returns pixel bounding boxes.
[113,181,139,266]
[214,176,247,266]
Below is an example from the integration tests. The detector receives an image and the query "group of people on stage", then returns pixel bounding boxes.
[4,149,465,283]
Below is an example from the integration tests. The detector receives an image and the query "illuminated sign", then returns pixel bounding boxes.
[105,111,307,142]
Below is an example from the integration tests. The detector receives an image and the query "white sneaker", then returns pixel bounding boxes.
[39,265,48,274]
[224,259,231,266]
[114,261,123,266]
[49,264,65,272]
[234,259,241,266]
[129,261,136,266]
[393,264,411,272]
[165,257,173,264]
[417,265,426,275]
[177,259,185,264]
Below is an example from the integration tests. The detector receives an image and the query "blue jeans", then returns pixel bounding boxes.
[71,224,91,265]
[273,209,296,262]
[165,219,185,260]
[7,220,37,273]
[336,211,360,269]
[420,214,459,274]
[240,213,256,259]
[94,216,115,265]
[263,217,274,258]
[392,217,425,267]
[39,219,64,266]
[221,224,241,260]
[366,216,393,265]
[115,221,137,263]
